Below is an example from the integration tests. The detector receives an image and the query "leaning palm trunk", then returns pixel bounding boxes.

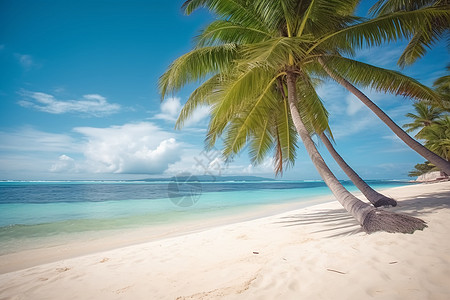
[318,58,450,175]
[319,132,397,207]
[286,71,426,233]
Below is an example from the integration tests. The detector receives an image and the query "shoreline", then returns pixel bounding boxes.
[0,193,337,274]
[0,182,414,273]
[1,181,449,299]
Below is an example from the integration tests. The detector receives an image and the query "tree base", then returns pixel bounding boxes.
[362,209,427,234]
[373,197,397,208]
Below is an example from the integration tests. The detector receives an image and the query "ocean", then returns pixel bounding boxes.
[0,179,413,255]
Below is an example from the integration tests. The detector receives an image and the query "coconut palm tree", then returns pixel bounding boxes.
[421,116,450,160]
[370,0,450,68]
[181,0,450,174]
[160,0,432,233]
[403,102,443,138]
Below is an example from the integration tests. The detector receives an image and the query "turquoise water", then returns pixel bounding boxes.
[0,180,413,254]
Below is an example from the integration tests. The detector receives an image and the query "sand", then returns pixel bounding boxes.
[0,181,449,299]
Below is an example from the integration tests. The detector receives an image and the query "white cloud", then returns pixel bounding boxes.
[18,91,121,116]
[154,97,182,121]
[50,155,77,173]
[73,122,181,174]
[184,106,210,127]
[0,123,185,176]
[154,96,210,127]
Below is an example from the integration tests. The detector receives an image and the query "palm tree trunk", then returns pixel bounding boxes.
[318,57,450,175]
[319,132,397,207]
[286,70,426,233]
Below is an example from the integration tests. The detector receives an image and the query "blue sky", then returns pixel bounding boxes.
[0,0,448,181]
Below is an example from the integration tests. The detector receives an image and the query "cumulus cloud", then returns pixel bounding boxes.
[154,97,182,121]
[73,122,181,174]
[18,91,121,116]
[0,123,185,176]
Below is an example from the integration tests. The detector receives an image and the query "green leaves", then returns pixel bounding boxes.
[240,36,313,68]
[311,8,450,52]
[159,44,238,99]
[196,20,270,47]
[183,0,269,31]
[161,0,448,176]
[321,55,441,103]
[402,102,444,138]
[422,116,450,160]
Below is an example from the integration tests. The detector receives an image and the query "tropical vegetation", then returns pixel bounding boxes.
[405,69,450,177]
[158,0,449,233]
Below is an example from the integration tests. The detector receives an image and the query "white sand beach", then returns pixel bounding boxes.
[0,181,449,300]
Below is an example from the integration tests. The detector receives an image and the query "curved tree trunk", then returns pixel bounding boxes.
[319,132,397,207]
[286,70,426,233]
[318,57,450,175]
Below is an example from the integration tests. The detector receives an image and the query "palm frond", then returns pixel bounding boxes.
[249,118,274,165]
[240,36,313,68]
[182,0,269,31]
[159,44,238,99]
[369,0,439,16]
[309,8,450,53]
[397,22,448,67]
[296,74,331,135]
[273,94,297,173]
[220,72,281,156]
[175,75,222,129]
[196,20,271,47]
[322,55,441,102]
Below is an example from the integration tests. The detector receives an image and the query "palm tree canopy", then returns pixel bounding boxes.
[160,0,430,233]
[421,115,450,160]
[403,102,444,138]
[159,0,447,173]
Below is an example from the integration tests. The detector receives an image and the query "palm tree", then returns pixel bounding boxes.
[319,133,397,207]
[370,0,450,68]
[421,116,450,160]
[180,0,450,176]
[161,0,431,233]
[403,102,443,138]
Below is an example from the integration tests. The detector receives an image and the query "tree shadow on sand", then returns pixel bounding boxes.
[274,189,450,238]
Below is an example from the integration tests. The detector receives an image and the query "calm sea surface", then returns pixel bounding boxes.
[0,180,413,254]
